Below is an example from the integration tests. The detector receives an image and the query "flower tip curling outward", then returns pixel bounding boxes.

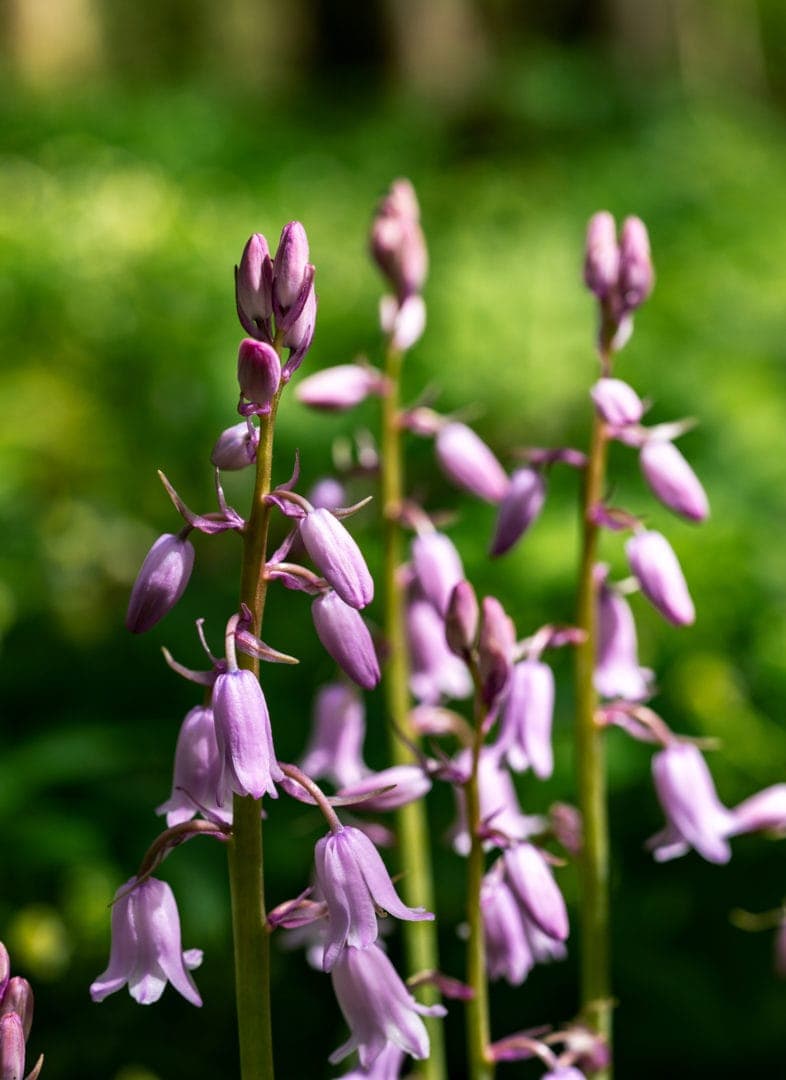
[212,669,283,800]
[90,877,203,1007]
[126,532,195,634]
[329,943,445,1069]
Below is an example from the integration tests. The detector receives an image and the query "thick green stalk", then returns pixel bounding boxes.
[574,405,612,1076]
[228,393,281,1080]
[380,343,447,1080]
[464,690,493,1080]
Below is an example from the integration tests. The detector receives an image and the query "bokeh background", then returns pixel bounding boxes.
[2,1,786,1076]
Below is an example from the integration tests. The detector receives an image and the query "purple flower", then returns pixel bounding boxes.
[329,943,445,1068]
[619,216,654,313]
[489,467,546,557]
[156,706,232,827]
[210,420,259,471]
[235,232,273,336]
[445,579,479,657]
[309,476,346,510]
[300,683,369,788]
[407,595,472,704]
[311,590,380,690]
[626,530,695,627]
[411,531,465,616]
[338,1042,405,1080]
[125,532,195,634]
[728,784,786,836]
[503,843,569,942]
[434,422,510,505]
[212,668,283,800]
[370,178,428,301]
[296,364,385,411]
[595,578,653,701]
[497,660,555,778]
[481,871,534,986]
[315,825,434,971]
[337,764,432,812]
[543,1069,586,1080]
[272,221,310,311]
[648,742,734,864]
[300,507,374,610]
[583,211,619,301]
[90,877,203,1006]
[639,439,709,523]
[237,338,281,411]
[477,596,516,706]
[590,377,644,427]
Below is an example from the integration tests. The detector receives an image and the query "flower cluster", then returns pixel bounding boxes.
[0,942,43,1080]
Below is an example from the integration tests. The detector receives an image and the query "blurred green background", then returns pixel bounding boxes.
[2,0,786,1076]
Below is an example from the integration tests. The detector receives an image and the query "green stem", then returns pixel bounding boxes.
[575,405,612,1076]
[380,343,447,1080]
[228,394,281,1080]
[465,688,493,1080]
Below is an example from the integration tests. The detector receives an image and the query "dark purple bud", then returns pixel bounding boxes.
[626,530,695,626]
[639,439,709,523]
[210,420,259,471]
[435,422,510,505]
[411,532,465,617]
[370,178,428,300]
[489,467,546,557]
[212,669,283,800]
[237,338,281,409]
[126,532,195,634]
[0,944,8,1002]
[273,221,310,311]
[0,978,33,1040]
[0,1013,25,1080]
[300,508,374,609]
[311,591,380,690]
[296,364,384,411]
[236,232,273,335]
[477,596,516,705]
[590,377,644,427]
[583,211,619,300]
[445,580,479,657]
[618,216,654,312]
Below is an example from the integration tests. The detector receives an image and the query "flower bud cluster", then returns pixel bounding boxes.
[0,943,42,1080]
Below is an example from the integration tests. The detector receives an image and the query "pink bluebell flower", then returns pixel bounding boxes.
[212,666,283,801]
[595,574,653,701]
[407,594,472,704]
[296,363,386,411]
[590,377,644,427]
[497,660,555,778]
[300,507,374,610]
[648,742,734,864]
[299,683,370,789]
[503,843,569,942]
[434,422,510,505]
[90,877,203,1006]
[411,531,465,617]
[156,706,232,827]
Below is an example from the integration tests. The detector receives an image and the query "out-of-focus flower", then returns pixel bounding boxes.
[639,439,709,523]
[626,530,695,627]
[300,683,369,789]
[489,468,546,557]
[434,422,510,505]
[647,742,734,864]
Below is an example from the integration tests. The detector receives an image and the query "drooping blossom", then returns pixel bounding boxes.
[647,742,734,864]
[497,660,555,778]
[300,507,374,610]
[126,531,195,634]
[639,439,709,523]
[212,667,283,800]
[481,870,534,986]
[90,877,203,1006]
[156,706,232,827]
[595,574,653,702]
[450,748,545,855]
[299,683,369,789]
[410,531,465,616]
[407,594,472,704]
[626,530,695,627]
[434,422,510,505]
[503,843,570,942]
[489,468,546,557]
[315,825,434,971]
[329,944,445,1068]
[311,589,381,690]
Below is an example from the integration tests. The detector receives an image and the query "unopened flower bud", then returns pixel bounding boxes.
[435,422,510,505]
[281,283,316,355]
[300,508,374,610]
[584,211,619,300]
[626,530,695,626]
[489,467,546,557]
[236,232,273,333]
[445,580,479,657]
[0,977,33,1040]
[296,364,384,411]
[338,764,432,812]
[370,178,428,300]
[649,742,733,864]
[210,421,259,471]
[272,221,310,310]
[411,532,464,617]
[639,439,709,523]
[590,377,644,427]
[237,338,281,408]
[0,944,8,1002]
[0,1013,25,1080]
[311,590,380,690]
[126,532,195,634]
[619,215,654,312]
[477,596,516,705]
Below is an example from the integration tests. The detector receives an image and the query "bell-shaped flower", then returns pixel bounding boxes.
[481,870,534,986]
[337,1042,404,1080]
[497,660,555,778]
[595,578,653,702]
[296,363,385,411]
[126,532,195,634]
[639,439,709,523]
[315,825,434,971]
[329,943,445,1068]
[212,667,283,800]
[435,422,510,505]
[407,595,472,704]
[90,877,203,1006]
[299,683,370,789]
[626,530,695,627]
[503,843,569,942]
[489,468,546,557]
[311,590,380,690]
[156,706,232,827]
[300,507,374,610]
[648,742,734,864]
[411,531,464,616]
